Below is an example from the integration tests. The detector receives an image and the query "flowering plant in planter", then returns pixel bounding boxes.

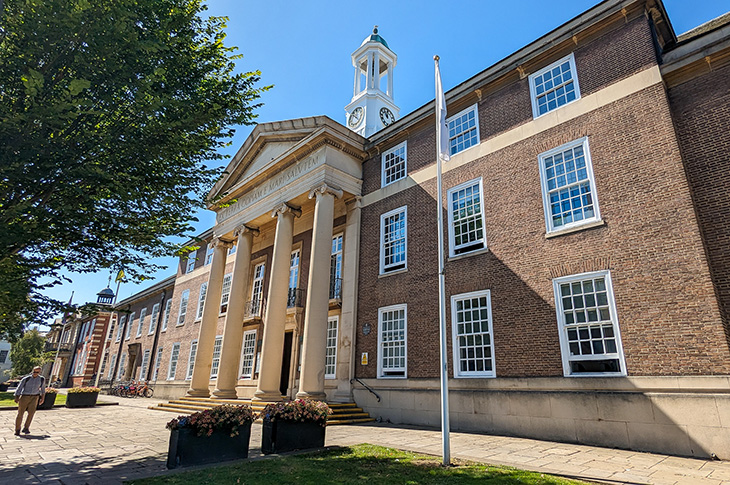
[37,387,58,409]
[166,404,255,437]
[67,386,100,393]
[261,399,332,427]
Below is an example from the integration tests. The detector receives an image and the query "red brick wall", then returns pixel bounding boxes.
[668,62,730,346]
[363,16,659,195]
[357,79,730,377]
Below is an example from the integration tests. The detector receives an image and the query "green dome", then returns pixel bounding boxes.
[362,26,391,51]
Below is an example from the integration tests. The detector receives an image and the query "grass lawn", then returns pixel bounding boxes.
[128,444,587,485]
[0,391,67,407]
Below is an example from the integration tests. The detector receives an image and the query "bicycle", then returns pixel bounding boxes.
[136,381,154,398]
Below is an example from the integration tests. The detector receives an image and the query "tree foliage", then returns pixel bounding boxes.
[10,328,47,377]
[0,0,269,338]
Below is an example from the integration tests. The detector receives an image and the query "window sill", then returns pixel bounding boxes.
[454,374,496,379]
[448,140,481,159]
[564,372,627,378]
[447,247,489,262]
[545,219,605,239]
[381,176,407,189]
[378,268,408,278]
[531,96,581,120]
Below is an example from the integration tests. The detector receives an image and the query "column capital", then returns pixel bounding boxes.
[234,224,259,238]
[211,237,233,250]
[308,183,343,200]
[345,195,362,211]
[271,203,302,219]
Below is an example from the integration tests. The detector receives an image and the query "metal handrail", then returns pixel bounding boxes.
[287,288,305,308]
[44,342,73,352]
[329,278,342,300]
[244,297,265,319]
[351,377,381,402]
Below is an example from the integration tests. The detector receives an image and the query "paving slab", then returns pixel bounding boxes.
[1,392,730,484]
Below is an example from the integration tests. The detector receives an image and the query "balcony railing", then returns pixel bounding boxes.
[329,278,342,300]
[44,342,73,353]
[287,288,305,308]
[244,297,265,320]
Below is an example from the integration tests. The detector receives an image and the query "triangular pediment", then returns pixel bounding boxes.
[208,116,368,209]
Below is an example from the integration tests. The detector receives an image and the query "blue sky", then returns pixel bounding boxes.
[37,0,730,325]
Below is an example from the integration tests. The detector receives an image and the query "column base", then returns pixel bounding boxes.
[186,388,211,398]
[211,389,238,400]
[332,388,353,403]
[296,390,327,401]
[252,390,284,402]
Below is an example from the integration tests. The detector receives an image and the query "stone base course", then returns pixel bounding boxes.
[2,391,730,484]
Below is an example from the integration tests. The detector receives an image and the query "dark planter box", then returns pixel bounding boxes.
[66,392,98,408]
[0,383,8,392]
[167,424,251,469]
[37,393,57,410]
[261,420,326,454]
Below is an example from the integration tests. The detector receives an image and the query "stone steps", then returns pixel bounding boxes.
[149,397,374,425]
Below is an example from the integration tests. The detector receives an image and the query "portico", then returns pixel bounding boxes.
[186,117,367,402]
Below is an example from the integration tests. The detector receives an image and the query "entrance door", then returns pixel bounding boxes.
[279,332,293,397]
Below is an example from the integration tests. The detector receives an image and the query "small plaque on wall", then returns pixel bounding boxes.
[362,323,371,335]
[361,352,368,365]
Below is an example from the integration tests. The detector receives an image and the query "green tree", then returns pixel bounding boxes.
[10,328,47,377]
[0,0,269,338]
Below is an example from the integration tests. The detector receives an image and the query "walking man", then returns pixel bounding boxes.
[14,366,45,436]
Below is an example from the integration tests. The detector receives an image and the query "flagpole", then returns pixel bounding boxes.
[434,55,451,466]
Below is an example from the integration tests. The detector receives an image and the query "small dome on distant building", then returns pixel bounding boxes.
[97,287,115,305]
[361,26,391,51]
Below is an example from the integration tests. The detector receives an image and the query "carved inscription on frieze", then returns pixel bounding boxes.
[216,153,323,223]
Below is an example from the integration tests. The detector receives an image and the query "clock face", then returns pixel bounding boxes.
[380,107,395,126]
[348,107,363,127]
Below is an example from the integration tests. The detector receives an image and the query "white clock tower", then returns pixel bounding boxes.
[345,26,399,137]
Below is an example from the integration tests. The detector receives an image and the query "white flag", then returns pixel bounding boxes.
[435,56,450,162]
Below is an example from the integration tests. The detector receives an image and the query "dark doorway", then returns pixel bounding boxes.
[280,332,293,397]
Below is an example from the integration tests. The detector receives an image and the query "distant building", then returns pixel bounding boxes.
[0,340,11,383]
[78,0,730,459]
[48,287,115,386]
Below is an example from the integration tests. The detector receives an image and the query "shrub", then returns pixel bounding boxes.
[67,386,100,393]
[166,404,256,437]
[261,399,332,427]
[44,387,58,394]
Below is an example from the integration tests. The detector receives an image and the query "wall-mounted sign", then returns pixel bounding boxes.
[361,352,368,365]
[362,323,371,335]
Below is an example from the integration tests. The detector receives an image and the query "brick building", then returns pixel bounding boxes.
[47,288,115,387]
[100,0,730,459]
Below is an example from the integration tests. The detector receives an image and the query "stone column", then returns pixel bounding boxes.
[187,237,232,397]
[297,184,343,400]
[333,197,362,402]
[212,225,258,399]
[388,62,394,97]
[253,204,300,402]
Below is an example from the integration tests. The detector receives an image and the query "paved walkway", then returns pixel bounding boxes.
[1,393,729,484]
